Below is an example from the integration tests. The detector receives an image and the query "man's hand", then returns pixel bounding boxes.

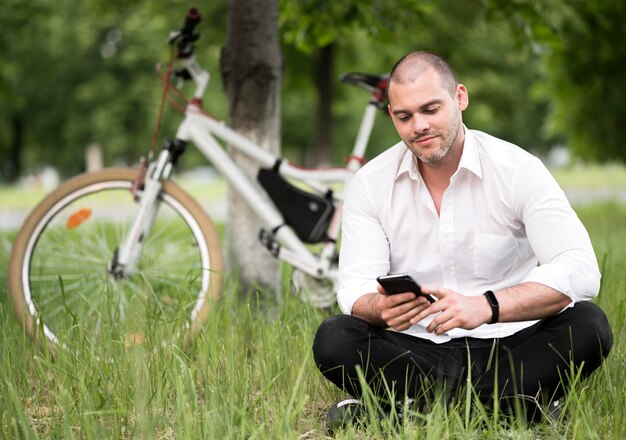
[351,286,431,331]
[376,284,432,331]
[409,286,492,335]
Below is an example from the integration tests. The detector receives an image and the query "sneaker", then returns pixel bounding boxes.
[325,398,413,433]
[546,399,566,424]
[524,398,567,425]
[326,399,365,433]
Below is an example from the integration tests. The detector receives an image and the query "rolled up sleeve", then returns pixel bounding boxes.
[515,159,601,302]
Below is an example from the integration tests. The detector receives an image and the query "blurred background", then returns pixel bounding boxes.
[1,0,625,185]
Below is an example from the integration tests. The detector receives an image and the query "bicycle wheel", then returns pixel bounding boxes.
[8,168,223,353]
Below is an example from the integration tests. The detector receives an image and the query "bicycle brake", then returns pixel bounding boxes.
[173,68,193,81]
[131,157,148,200]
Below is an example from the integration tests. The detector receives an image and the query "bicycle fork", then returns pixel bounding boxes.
[109,140,185,278]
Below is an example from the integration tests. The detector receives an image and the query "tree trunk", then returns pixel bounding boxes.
[306,43,335,167]
[220,0,282,294]
[3,114,23,182]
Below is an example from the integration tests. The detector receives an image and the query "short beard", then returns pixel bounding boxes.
[408,137,452,167]
[406,113,462,167]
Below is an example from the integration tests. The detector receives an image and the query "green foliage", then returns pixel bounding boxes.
[0,0,228,180]
[279,0,434,53]
[544,0,626,162]
[487,0,626,162]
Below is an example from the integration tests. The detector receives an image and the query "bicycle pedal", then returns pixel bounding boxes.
[259,229,280,257]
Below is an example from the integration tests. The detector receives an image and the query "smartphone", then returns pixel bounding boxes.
[376,273,435,303]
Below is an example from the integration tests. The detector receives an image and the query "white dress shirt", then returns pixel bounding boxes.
[338,128,601,343]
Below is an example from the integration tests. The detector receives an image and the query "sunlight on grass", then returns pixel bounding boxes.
[0,173,227,210]
[551,162,626,188]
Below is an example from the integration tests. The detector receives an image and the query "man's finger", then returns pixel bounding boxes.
[420,285,449,299]
[383,291,416,306]
[409,301,444,325]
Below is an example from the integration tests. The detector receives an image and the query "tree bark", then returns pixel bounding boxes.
[220,0,282,294]
[306,43,335,167]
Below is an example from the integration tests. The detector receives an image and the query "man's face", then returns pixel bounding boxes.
[387,68,468,167]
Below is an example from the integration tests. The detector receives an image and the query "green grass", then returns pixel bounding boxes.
[1,181,625,438]
[0,185,50,209]
[551,162,626,189]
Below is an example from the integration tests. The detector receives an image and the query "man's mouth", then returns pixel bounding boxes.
[411,134,437,146]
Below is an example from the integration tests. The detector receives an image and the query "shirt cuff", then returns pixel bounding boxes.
[337,279,380,315]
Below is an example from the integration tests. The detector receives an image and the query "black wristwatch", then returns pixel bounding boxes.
[483,290,499,324]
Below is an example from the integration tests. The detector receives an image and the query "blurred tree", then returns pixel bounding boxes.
[543,0,626,162]
[221,0,283,293]
[0,0,52,181]
[430,0,555,154]
[487,0,626,162]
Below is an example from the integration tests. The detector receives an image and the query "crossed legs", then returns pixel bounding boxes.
[312,302,613,416]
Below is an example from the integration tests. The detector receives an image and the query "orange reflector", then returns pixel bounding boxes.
[66,208,92,230]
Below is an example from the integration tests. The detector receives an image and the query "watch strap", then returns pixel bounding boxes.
[483,290,499,324]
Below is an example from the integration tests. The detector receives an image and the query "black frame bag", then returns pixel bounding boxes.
[257,164,335,244]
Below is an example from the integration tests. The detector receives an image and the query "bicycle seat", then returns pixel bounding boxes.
[340,72,388,105]
[340,72,388,92]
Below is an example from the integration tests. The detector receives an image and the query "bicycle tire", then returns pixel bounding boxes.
[8,168,223,353]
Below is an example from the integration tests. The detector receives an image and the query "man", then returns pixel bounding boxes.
[312,51,613,430]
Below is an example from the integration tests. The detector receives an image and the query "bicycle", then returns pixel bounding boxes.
[7,8,389,353]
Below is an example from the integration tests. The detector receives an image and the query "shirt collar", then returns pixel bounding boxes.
[396,146,416,180]
[395,125,483,181]
[458,127,482,179]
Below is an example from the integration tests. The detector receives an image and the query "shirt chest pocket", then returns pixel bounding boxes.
[472,232,518,280]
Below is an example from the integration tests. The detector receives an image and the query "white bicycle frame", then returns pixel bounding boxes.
[114,51,381,286]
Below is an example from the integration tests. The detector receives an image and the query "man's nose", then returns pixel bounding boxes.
[411,114,430,133]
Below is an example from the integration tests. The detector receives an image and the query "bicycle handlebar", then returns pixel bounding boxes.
[168,8,202,59]
[182,8,201,34]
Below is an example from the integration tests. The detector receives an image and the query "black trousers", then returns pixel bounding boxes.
[313,302,613,417]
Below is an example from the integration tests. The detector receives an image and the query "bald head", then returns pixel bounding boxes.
[388,51,458,98]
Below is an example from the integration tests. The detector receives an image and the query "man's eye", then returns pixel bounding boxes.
[424,107,440,114]
[397,115,410,122]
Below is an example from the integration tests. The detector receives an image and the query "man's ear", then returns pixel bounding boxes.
[456,84,469,111]
[387,103,393,118]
